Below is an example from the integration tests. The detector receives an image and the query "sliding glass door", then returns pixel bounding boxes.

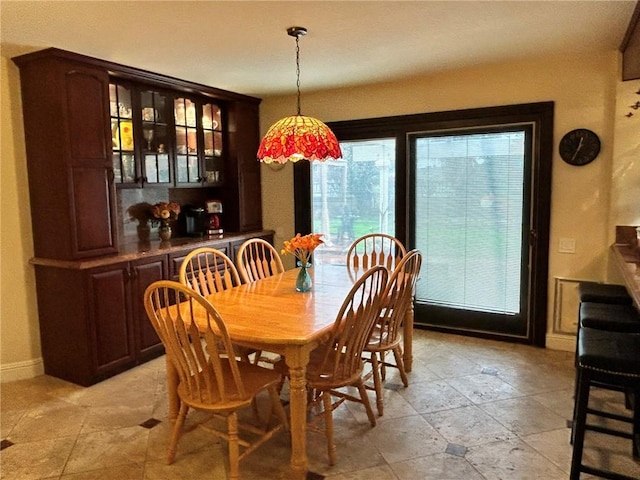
[410,127,532,337]
[296,102,553,345]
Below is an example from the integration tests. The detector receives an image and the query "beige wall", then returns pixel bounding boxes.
[1,55,42,380]
[2,49,638,381]
[261,51,639,351]
[610,77,640,229]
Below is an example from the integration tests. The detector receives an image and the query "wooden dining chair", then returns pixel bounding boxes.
[143,280,289,480]
[346,233,406,280]
[305,265,389,466]
[236,238,285,284]
[363,249,422,416]
[179,247,242,296]
[179,247,256,363]
[235,238,285,366]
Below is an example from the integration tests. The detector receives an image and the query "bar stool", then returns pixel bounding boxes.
[570,327,640,480]
[572,302,640,428]
[578,282,633,306]
[574,283,637,407]
[575,281,634,356]
[579,303,640,333]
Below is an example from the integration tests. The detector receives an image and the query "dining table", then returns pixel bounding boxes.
[165,263,415,479]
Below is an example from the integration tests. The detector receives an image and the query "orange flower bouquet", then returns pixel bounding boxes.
[282,233,323,292]
[281,233,324,266]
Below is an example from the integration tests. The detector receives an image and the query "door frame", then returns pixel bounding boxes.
[295,102,554,346]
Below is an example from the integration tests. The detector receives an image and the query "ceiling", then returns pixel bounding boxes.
[1,1,637,99]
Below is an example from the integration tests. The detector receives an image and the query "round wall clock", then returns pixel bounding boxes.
[559,129,601,166]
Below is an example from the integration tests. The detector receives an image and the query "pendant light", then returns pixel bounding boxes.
[257,26,342,164]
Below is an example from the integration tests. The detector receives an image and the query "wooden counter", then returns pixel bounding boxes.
[610,225,640,308]
[32,230,274,386]
[610,243,640,308]
[30,230,275,269]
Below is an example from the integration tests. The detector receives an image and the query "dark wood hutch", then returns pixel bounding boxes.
[13,48,272,386]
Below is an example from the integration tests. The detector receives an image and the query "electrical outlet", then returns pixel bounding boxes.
[559,238,576,254]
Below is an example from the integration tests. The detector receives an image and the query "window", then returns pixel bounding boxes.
[311,139,396,265]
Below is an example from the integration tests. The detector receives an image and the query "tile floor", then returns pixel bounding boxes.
[2,329,638,479]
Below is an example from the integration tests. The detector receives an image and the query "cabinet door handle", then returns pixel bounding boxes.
[123,266,137,281]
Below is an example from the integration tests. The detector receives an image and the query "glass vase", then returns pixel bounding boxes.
[159,222,172,241]
[295,262,312,292]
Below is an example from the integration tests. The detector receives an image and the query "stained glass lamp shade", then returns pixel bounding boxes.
[257,26,342,164]
[257,114,342,164]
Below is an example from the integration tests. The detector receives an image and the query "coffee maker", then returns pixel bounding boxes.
[205,199,224,235]
[183,206,207,237]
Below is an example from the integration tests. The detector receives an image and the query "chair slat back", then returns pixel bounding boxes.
[179,247,241,296]
[236,238,285,283]
[371,250,422,349]
[144,280,247,403]
[315,265,388,382]
[347,234,406,280]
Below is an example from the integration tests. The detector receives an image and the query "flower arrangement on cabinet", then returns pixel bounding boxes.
[151,202,181,227]
[281,233,324,266]
[150,202,180,242]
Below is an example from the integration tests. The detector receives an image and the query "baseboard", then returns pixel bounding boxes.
[545,333,576,352]
[0,357,44,383]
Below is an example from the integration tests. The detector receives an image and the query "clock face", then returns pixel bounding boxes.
[559,129,600,166]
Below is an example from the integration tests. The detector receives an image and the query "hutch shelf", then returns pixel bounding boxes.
[13,48,269,385]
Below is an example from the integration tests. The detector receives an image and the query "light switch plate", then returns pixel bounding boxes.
[559,237,576,254]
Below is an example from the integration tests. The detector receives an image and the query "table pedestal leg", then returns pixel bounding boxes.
[285,346,310,480]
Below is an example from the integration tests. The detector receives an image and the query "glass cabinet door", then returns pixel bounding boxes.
[109,84,136,184]
[109,86,225,188]
[202,102,224,185]
[174,97,201,185]
[140,90,171,185]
